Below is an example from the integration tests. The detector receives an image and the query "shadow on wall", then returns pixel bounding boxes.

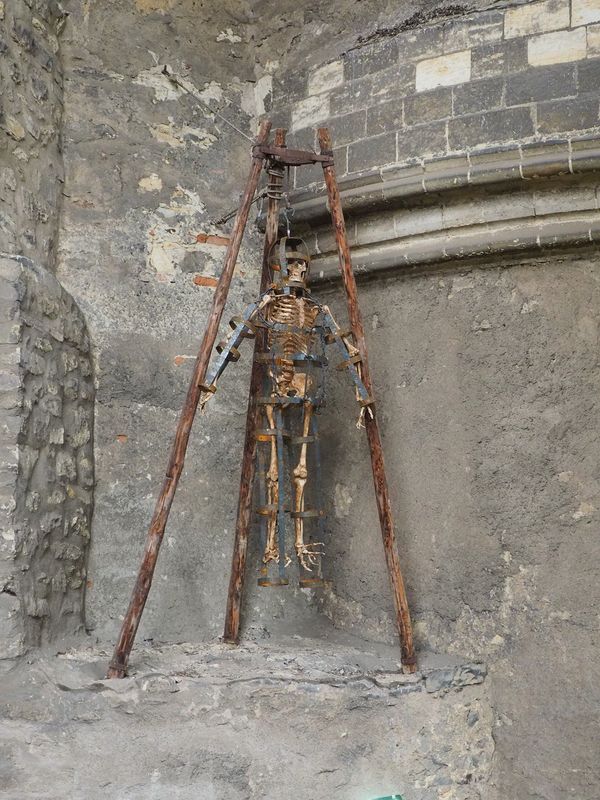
[0,255,94,658]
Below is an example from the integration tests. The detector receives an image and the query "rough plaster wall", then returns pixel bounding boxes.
[43,2,600,798]
[315,255,600,798]
[0,0,66,268]
[55,0,299,643]
[1,640,492,800]
[0,255,94,658]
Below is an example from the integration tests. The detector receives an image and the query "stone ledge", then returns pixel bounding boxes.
[271,138,600,282]
[289,135,600,224]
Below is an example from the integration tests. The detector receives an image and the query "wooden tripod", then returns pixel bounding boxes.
[107,123,416,678]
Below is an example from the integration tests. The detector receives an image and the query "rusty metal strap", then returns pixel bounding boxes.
[256,428,292,439]
[290,509,325,518]
[290,435,318,444]
[253,144,335,167]
[198,382,217,393]
[325,329,353,344]
[336,353,362,371]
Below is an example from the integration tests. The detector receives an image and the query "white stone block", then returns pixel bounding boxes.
[291,93,330,132]
[415,50,471,92]
[587,22,600,56]
[308,61,344,95]
[504,0,569,38]
[572,0,600,26]
[527,27,587,66]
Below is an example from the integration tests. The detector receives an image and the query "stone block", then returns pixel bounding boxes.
[452,77,504,116]
[307,60,343,96]
[443,12,504,53]
[572,0,600,26]
[367,99,403,136]
[348,132,396,173]
[528,28,587,67]
[344,39,399,81]
[504,0,570,39]
[588,23,600,56]
[448,106,534,150]
[537,96,600,133]
[415,50,471,93]
[291,93,330,132]
[578,57,600,92]
[273,69,308,106]
[404,86,452,125]
[396,23,446,62]
[327,110,366,146]
[397,122,447,161]
[330,64,414,115]
[505,64,576,104]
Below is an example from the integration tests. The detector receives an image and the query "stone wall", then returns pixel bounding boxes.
[0,0,67,268]
[271,0,600,180]
[0,255,94,657]
[14,1,599,798]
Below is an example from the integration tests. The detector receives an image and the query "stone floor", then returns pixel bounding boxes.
[0,636,492,799]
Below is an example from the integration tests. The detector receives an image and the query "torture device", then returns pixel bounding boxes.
[107,125,416,679]
[200,236,372,584]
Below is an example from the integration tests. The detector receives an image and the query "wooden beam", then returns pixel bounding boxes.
[317,127,417,673]
[106,119,272,678]
[223,128,287,644]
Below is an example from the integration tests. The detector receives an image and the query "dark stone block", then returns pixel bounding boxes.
[537,97,600,135]
[404,87,452,126]
[344,39,399,81]
[472,40,528,80]
[396,24,445,63]
[367,99,403,136]
[453,77,504,116]
[348,132,396,173]
[506,65,576,105]
[273,69,309,106]
[288,126,316,151]
[448,106,534,150]
[328,110,367,146]
[330,64,414,116]
[578,58,600,95]
[397,122,447,161]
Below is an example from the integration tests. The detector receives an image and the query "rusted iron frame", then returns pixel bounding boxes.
[106,120,272,679]
[223,128,288,643]
[253,143,333,167]
[317,128,417,673]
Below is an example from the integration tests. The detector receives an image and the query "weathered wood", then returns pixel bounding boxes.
[223,128,287,644]
[106,120,272,679]
[317,127,417,672]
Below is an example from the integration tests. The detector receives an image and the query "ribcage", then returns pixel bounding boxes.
[265,296,319,394]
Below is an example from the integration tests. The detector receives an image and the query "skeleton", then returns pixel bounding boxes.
[200,237,372,579]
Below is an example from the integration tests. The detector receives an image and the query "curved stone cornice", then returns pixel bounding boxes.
[287,136,600,282]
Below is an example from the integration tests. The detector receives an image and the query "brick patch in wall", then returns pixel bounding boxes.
[416,49,471,92]
[504,0,570,39]
[572,0,600,26]
[528,27,587,66]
